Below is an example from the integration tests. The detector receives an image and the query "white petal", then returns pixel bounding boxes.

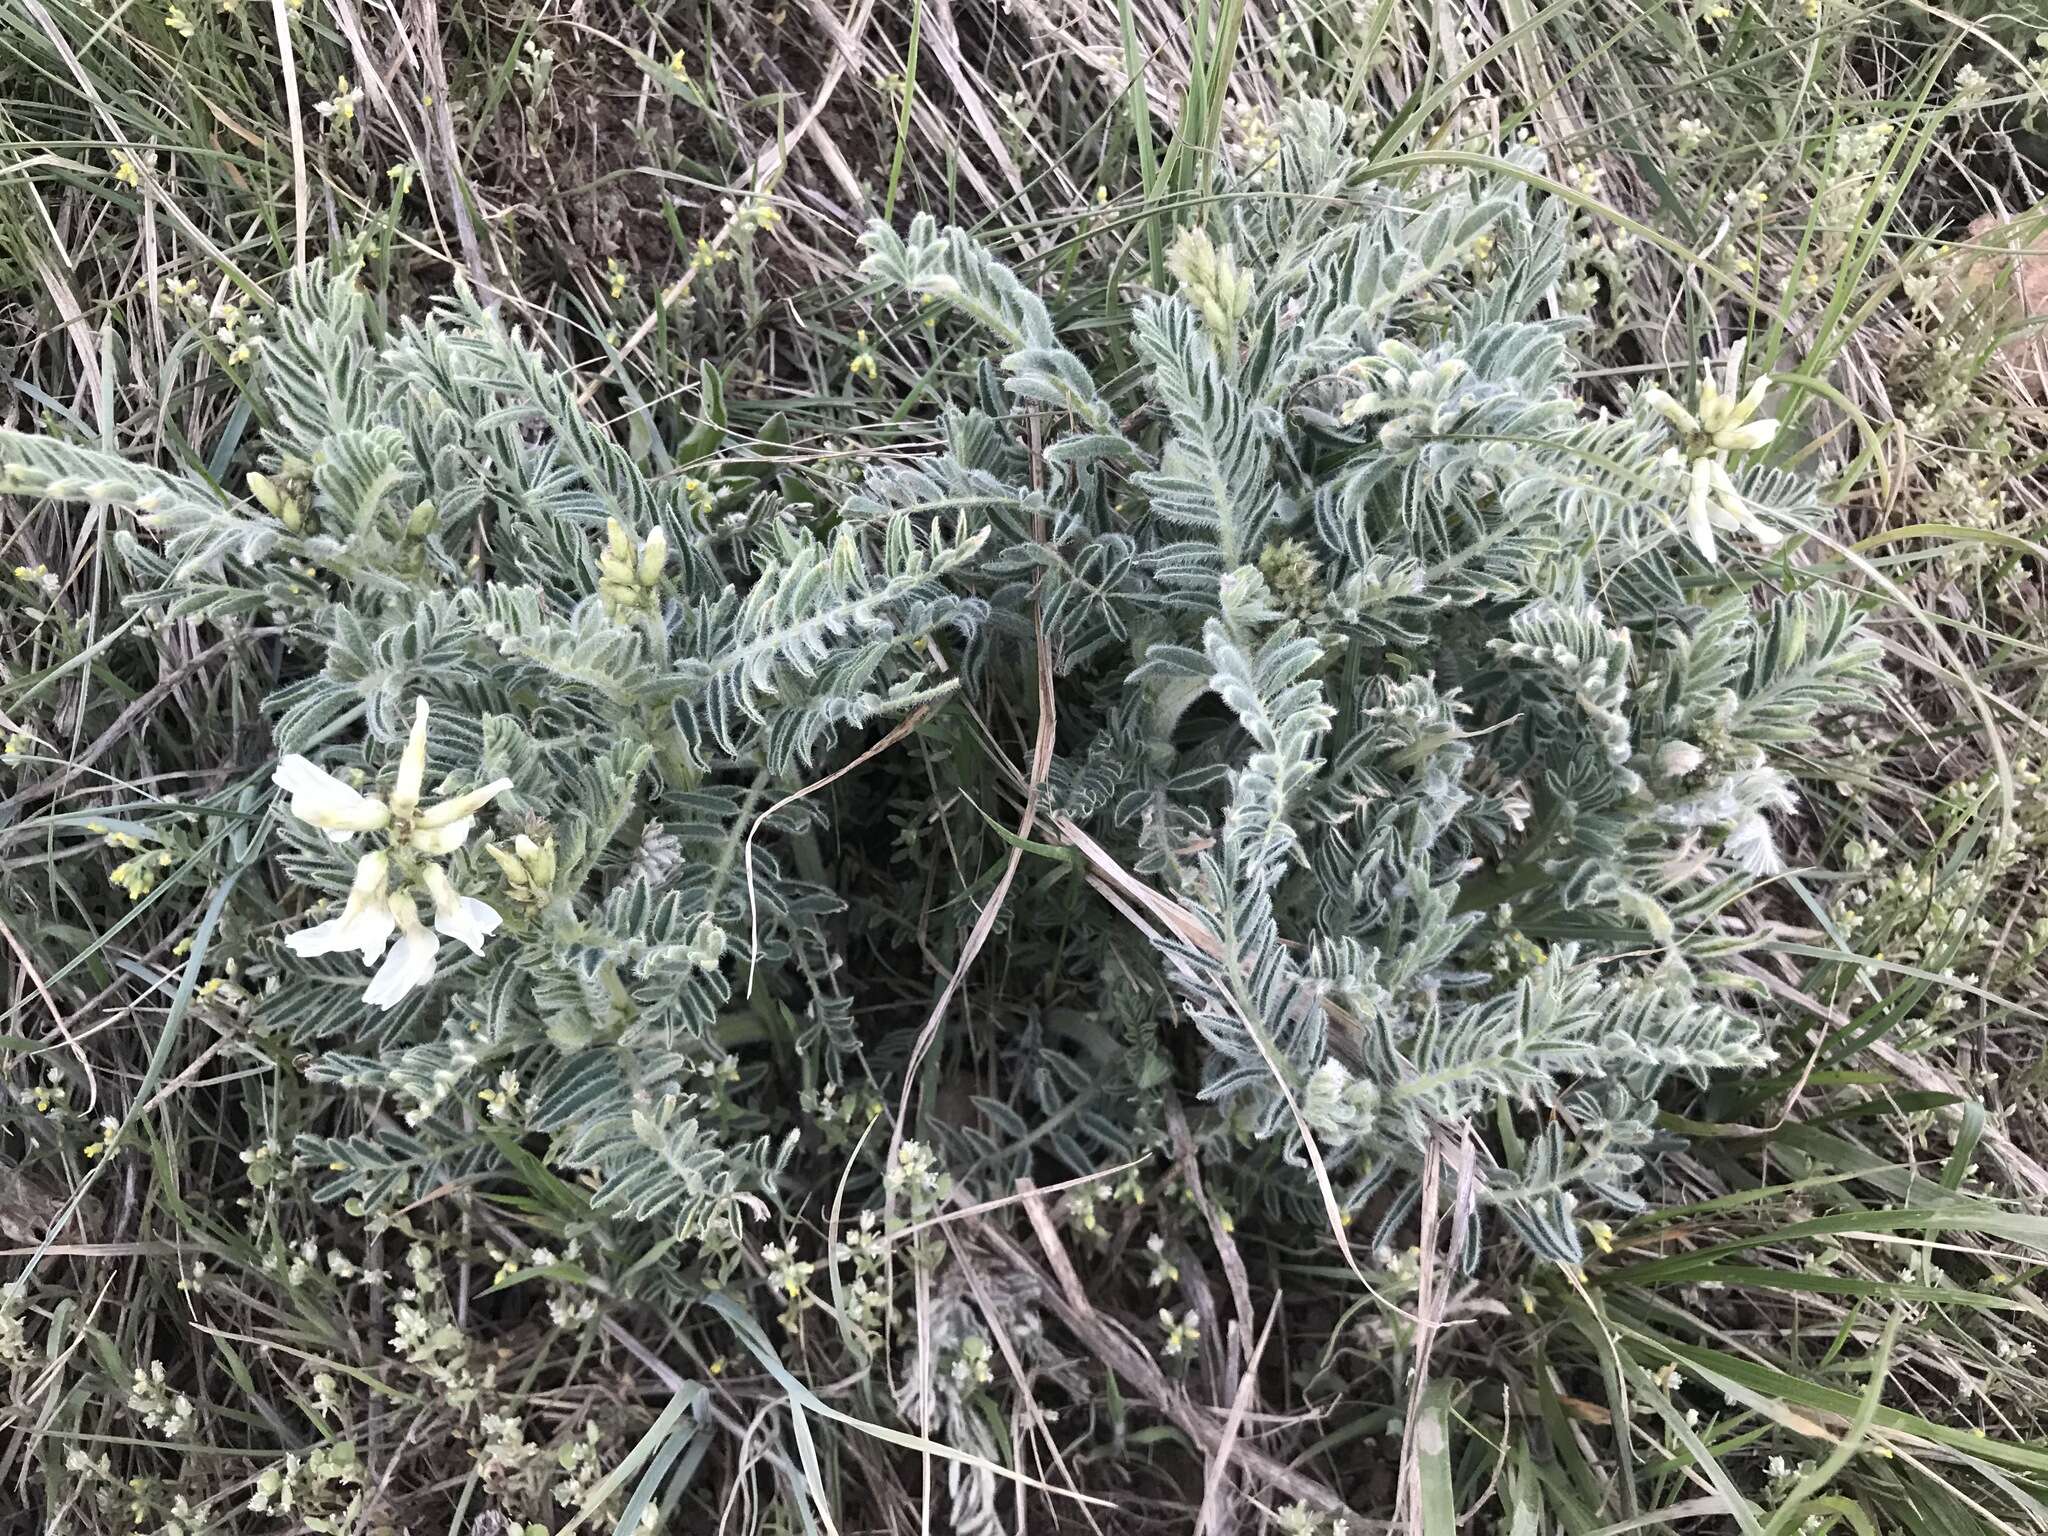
[436,895,502,955]
[1696,370,1723,434]
[286,904,396,964]
[1731,375,1770,427]
[416,777,515,831]
[273,755,390,840]
[1657,741,1705,778]
[1708,460,1752,527]
[422,862,503,955]
[391,697,431,817]
[1641,387,1698,435]
[409,816,474,855]
[1717,419,1779,453]
[1686,459,1717,562]
[363,930,438,1010]
[284,850,396,963]
[1722,338,1747,403]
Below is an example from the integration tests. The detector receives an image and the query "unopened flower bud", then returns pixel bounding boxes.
[637,524,668,585]
[247,471,285,516]
[485,832,556,904]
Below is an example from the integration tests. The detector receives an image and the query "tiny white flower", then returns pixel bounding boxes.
[421,862,502,955]
[363,895,438,1009]
[272,755,391,841]
[286,850,397,963]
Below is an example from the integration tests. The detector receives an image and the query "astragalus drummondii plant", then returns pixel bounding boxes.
[1,259,987,1283]
[0,97,1878,1529]
[852,103,1879,1261]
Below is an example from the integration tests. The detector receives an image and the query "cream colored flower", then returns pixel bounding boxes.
[421,863,502,954]
[1647,339,1786,562]
[390,697,430,818]
[364,896,438,1010]
[275,698,516,1008]
[273,756,391,841]
[286,851,397,962]
[391,697,514,853]
[1684,454,1784,565]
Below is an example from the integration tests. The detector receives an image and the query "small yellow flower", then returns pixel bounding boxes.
[165,4,196,37]
[849,329,879,383]
[315,75,363,125]
[1159,1308,1200,1357]
[113,155,141,189]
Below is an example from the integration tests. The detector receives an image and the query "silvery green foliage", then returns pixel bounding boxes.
[0,271,987,1275]
[857,106,1879,1261]
[0,106,1878,1276]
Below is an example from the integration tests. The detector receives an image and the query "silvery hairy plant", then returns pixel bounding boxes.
[0,103,1877,1274]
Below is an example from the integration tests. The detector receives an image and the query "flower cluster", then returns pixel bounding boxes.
[883,1139,951,1218]
[126,1359,194,1439]
[1641,340,1785,562]
[595,517,668,619]
[274,698,511,1009]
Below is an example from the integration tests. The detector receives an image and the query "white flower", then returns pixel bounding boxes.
[390,697,430,818]
[363,896,438,1010]
[1647,339,1787,561]
[286,851,397,963]
[388,698,515,853]
[1694,339,1774,447]
[422,862,502,954]
[411,776,514,846]
[1684,453,1784,565]
[273,755,390,841]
